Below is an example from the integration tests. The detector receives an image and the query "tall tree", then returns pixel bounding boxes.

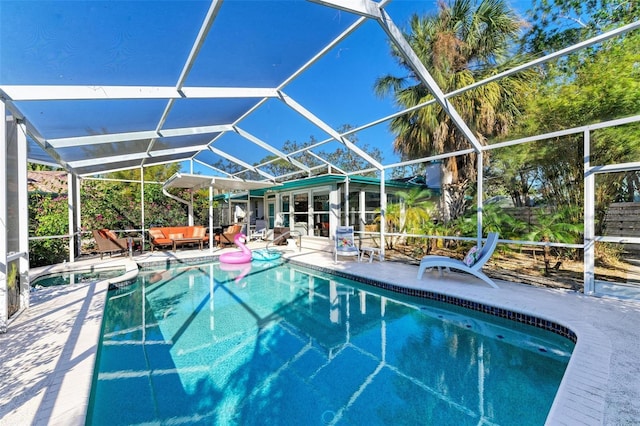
[513,31,640,232]
[375,0,536,222]
[260,139,321,178]
[524,0,639,54]
[259,127,383,180]
[320,125,383,177]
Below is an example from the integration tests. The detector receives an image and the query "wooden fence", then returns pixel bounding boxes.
[603,202,640,238]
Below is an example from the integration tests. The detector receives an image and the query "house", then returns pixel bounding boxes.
[211,173,432,241]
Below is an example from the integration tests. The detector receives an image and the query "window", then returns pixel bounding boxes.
[279,195,290,227]
[313,191,330,237]
[364,191,380,228]
[293,192,309,235]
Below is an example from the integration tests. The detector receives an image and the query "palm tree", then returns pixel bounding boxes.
[375,0,536,222]
[376,187,434,248]
[526,206,582,275]
[394,187,434,234]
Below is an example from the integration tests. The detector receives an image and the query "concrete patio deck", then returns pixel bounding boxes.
[1,245,639,425]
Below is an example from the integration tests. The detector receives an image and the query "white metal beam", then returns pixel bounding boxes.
[78,159,185,177]
[0,85,280,101]
[589,161,640,174]
[0,99,78,173]
[208,146,276,181]
[181,87,279,99]
[310,0,383,18]
[175,0,224,91]
[145,0,222,167]
[279,91,384,170]
[68,145,210,169]
[193,158,231,176]
[308,151,348,175]
[444,19,640,103]
[47,124,232,148]
[0,85,177,101]
[233,126,311,173]
[487,114,640,152]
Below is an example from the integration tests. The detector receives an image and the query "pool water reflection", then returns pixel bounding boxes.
[87,260,573,425]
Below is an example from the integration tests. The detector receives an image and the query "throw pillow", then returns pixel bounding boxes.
[463,246,479,266]
[338,237,353,248]
[192,227,206,238]
[104,229,118,240]
[149,229,165,239]
[168,233,184,240]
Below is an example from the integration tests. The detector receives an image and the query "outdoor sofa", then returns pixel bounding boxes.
[149,226,209,251]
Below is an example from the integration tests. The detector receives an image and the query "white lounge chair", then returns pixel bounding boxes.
[417,232,500,288]
[334,226,360,263]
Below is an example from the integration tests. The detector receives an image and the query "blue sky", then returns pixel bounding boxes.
[227,0,534,171]
[0,0,534,176]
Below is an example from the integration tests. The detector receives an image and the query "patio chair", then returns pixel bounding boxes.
[252,219,268,240]
[417,232,500,288]
[334,226,360,263]
[92,229,129,259]
[215,224,243,247]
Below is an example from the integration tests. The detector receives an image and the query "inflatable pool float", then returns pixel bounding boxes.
[252,248,282,262]
[219,233,252,264]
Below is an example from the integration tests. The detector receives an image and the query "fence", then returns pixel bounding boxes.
[603,202,640,238]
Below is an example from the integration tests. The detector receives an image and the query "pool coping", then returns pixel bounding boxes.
[29,258,139,287]
[1,248,638,425]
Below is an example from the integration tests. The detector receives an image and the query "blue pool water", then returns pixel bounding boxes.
[87,260,573,425]
[31,268,124,288]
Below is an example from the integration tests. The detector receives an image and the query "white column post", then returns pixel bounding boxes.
[329,187,339,237]
[583,130,595,295]
[1,105,8,333]
[358,189,365,229]
[477,151,484,244]
[189,191,194,226]
[209,184,214,252]
[140,166,145,251]
[17,121,30,310]
[344,177,350,226]
[380,169,386,258]
[74,174,82,258]
[67,172,76,263]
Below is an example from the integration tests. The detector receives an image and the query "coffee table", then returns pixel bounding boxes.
[171,237,204,252]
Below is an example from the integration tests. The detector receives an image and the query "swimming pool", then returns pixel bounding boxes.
[31,268,125,288]
[87,260,573,425]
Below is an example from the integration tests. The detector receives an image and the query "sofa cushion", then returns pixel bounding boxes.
[168,233,184,239]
